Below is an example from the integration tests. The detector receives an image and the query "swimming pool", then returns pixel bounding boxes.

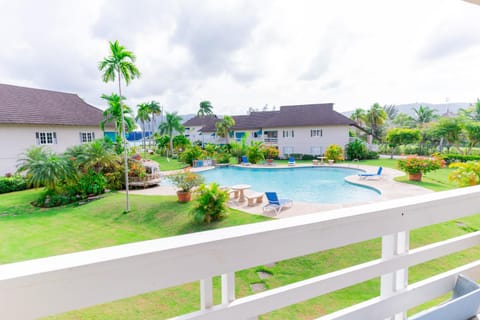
[198,166,380,204]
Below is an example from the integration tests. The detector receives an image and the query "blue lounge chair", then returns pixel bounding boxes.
[358,166,383,180]
[241,155,251,166]
[263,192,293,215]
[288,156,296,166]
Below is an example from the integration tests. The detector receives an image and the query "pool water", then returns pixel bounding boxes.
[198,166,380,204]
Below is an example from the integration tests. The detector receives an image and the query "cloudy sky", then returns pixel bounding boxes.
[1,0,480,115]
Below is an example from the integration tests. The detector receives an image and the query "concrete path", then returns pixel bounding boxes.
[128,164,433,219]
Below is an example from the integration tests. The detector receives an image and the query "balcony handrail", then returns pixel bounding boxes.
[2,186,480,319]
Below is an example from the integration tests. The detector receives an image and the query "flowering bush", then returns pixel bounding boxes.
[397,156,442,175]
[168,171,205,192]
[262,146,279,159]
[325,144,344,162]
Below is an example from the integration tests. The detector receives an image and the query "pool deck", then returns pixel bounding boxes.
[128,163,433,219]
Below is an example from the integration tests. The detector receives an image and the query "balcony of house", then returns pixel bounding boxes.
[263,130,278,145]
[2,186,480,319]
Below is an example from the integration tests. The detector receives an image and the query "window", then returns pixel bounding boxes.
[283,130,294,138]
[80,132,95,143]
[35,132,57,145]
[310,129,323,137]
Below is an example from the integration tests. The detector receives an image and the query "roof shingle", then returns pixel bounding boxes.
[0,83,108,127]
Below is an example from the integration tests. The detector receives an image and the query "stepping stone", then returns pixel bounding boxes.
[250,283,266,293]
[257,271,272,279]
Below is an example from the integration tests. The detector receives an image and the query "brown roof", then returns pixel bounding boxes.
[262,103,355,128]
[197,104,355,132]
[0,83,109,127]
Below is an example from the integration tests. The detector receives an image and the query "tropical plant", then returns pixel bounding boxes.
[385,128,421,158]
[0,175,27,194]
[412,105,438,127]
[179,145,204,166]
[433,117,464,154]
[198,100,213,117]
[190,183,229,224]
[366,103,388,139]
[17,147,76,193]
[246,141,265,164]
[262,146,279,159]
[350,108,366,126]
[397,156,442,175]
[463,122,480,155]
[136,103,151,158]
[203,143,218,158]
[383,105,398,121]
[345,140,368,160]
[458,99,480,121]
[393,113,415,128]
[448,162,480,187]
[159,112,185,154]
[173,135,191,152]
[215,116,235,144]
[100,93,135,134]
[99,40,141,212]
[325,144,344,162]
[147,100,162,147]
[168,171,204,192]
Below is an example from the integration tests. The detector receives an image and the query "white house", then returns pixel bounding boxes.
[0,83,113,176]
[184,103,361,157]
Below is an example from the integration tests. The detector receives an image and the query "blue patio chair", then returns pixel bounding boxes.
[358,166,383,180]
[241,155,251,166]
[263,192,293,215]
[288,156,296,166]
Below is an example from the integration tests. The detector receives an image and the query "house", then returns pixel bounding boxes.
[183,103,359,157]
[0,83,113,176]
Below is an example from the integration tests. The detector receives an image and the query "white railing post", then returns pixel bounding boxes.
[200,278,213,310]
[381,231,409,320]
[221,272,235,305]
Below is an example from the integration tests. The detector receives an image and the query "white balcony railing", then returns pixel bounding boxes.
[263,137,278,144]
[2,187,480,319]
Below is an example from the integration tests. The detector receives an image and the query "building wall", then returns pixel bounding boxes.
[274,125,350,157]
[0,124,104,176]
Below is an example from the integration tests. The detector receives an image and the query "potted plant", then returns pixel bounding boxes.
[262,146,279,164]
[397,156,441,181]
[168,171,205,202]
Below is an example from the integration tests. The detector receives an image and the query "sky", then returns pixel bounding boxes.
[1,0,480,115]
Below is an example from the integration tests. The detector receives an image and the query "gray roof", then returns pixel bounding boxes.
[0,83,108,127]
[183,114,218,127]
[195,104,355,132]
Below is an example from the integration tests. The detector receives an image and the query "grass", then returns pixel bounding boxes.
[145,154,187,171]
[0,158,476,319]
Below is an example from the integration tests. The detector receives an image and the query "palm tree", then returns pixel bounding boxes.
[350,108,366,126]
[366,103,388,139]
[100,93,135,135]
[216,116,236,144]
[198,100,213,117]
[136,103,151,158]
[147,100,162,147]
[17,147,76,192]
[158,112,185,154]
[99,40,141,212]
[412,105,438,127]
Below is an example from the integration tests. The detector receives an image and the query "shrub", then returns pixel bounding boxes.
[345,140,368,160]
[301,154,314,160]
[366,151,380,159]
[0,175,27,194]
[397,156,442,175]
[73,170,107,198]
[448,162,480,187]
[179,145,204,166]
[33,190,77,208]
[168,171,204,192]
[262,146,279,159]
[325,144,344,162]
[190,183,229,224]
[247,142,264,164]
[216,152,232,164]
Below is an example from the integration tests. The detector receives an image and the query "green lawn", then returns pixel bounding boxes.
[145,154,187,171]
[0,160,477,319]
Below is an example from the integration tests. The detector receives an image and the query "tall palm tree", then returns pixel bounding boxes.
[216,116,236,144]
[350,108,366,126]
[147,100,162,147]
[100,93,135,134]
[412,105,438,128]
[198,100,213,117]
[158,112,185,154]
[366,103,388,139]
[99,40,141,212]
[136,103,151,158]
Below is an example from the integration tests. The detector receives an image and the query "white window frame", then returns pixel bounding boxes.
[310,129,323,137]
[80,131,96,143]
[35,132,57,145]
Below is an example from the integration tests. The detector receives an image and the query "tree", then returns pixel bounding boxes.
[383,105,398,121]
[385,128,421,158]
[136,103,151,158]
[198,100,213,117]
[17,147,76,192]
[350,108,366,126]
[412,105,438,127]
[147,100,162,147]
[459,99,480,121]
[215,116,236,144]
[99,40,141,212]
[464,122,480,155]
[158,112,184,154]
[434,117,464,153]
[366,103,387,140]
[100,93,135,135]
[393,112,415,128]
